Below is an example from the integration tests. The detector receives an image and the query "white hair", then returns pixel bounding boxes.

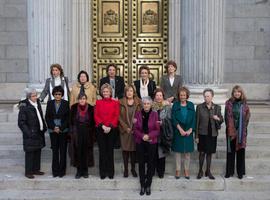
[141,96,153,104]
[24,88,37,99]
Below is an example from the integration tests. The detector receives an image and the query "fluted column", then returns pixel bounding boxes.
[181,0,225,86]
[27,0,92,87]
[181,0,227,105]
[168,0,181,74]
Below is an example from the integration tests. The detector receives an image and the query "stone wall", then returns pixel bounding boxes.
[224,0,270,100]
[0,0,28,101]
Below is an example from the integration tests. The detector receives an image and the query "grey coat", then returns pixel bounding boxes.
[40,76,70,102]
[160,75,182,100]
[196,102,224,138]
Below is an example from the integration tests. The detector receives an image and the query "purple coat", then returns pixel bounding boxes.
[134,110,160,144]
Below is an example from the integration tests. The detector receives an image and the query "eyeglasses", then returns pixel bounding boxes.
[54,93,62,96]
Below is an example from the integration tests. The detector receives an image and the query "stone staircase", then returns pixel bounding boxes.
[0,104,270,200]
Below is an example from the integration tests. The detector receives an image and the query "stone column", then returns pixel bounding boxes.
[181,0,227,104]
[168,0,181,74]
[27,0,92,89]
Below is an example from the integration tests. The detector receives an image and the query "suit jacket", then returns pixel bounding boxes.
[40,76,70,102]
[196,102,224,138]
[160,74,182,100]
[99,76,125,99]
[133,79,157,99]
[45,99,70,132]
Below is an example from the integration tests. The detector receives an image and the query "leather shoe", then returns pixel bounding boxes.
[207,171,215,180]
[25,174,34,179]
[238,175,243,179]
[175,170,180,179]
[75,173,81,179]
[123,170,128,178]
[224,174,230,178]
[33,171,45,175]
[108,176,114,179]
[145,187,151,196]
[83,173,89,178]
[139,187,145,196]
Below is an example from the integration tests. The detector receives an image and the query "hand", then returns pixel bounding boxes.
[143,134,149,141]
[179,129,186,136]
[54,127,60,134]
[133,118,137,124]
[157,120,162,125]
[195,138,199,144]
[186,129,192,136]
[126,128,131,134]
[212,115,220,121]
[167,97,174,103]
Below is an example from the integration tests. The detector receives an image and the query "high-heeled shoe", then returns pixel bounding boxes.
[175,170,180,179]
[206,171,215,179]
[184,170,190,179]
[131,169,137,177]
[197,170,203,179]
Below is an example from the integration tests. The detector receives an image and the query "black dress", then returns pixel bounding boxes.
[198,117,217,154]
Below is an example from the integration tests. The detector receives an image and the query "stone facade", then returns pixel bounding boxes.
[0,0,269,101]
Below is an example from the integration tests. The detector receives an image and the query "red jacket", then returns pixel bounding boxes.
[94,98,120,128]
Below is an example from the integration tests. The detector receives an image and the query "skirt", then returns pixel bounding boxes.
[197,134,217,154]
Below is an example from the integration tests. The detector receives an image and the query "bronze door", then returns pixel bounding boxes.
[92,0,168,86]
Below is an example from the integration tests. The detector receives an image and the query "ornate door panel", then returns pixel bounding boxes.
[92,0,168,86]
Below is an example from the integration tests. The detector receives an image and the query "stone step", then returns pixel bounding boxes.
[0,173,269,192]
[1,190,270,200]
[0,145,269,160]
[1,133,270,147]
[0,157,269,176]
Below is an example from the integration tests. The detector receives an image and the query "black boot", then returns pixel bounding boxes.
[206,154,215,180]
[130,151,138,177]
[197,152,205,179]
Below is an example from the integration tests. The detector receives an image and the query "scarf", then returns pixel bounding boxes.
[140,79,149,98]
[29,99,44,131]
[77,104,89,123]
[142,109,151,134]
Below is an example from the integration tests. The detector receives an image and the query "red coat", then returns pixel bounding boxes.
[94,98,120,128]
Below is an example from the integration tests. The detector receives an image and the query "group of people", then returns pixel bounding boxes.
[18,61,250,196]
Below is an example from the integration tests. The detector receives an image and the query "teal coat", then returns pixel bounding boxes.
[171,101,196,153]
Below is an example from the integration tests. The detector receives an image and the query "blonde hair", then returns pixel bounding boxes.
[100,83,112,98]
[230,85,247,102]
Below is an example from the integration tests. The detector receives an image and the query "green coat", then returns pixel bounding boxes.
[171,101,196,153]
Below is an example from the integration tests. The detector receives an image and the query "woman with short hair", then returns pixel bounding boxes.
[171,87,195,179]
[94,83,120,179]
[18,88,47,179]
[134,65,156,99]
[225,85,250,179]
[70,70,96,107]
[196,88,223,180]
[40,64,69,102]
[134,96,160,196]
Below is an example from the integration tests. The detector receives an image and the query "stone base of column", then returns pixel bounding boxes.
[188,86,228,112]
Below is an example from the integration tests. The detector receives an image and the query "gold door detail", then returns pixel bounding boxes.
[92,0,168,86]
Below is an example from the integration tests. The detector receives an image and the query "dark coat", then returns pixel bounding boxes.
[18,99,47,152]
[225,99,250,150]
[160,74,182,100]
[196,102,224,138]
[133,79,157,99]
[99,76,125,99]
[171,101,196,153]
[45,99,70,133]
[40,76,70,102]
[68,103,95,167]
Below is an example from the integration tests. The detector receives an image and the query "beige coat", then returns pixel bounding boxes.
[70,82,97,107]
[119,97,141,151]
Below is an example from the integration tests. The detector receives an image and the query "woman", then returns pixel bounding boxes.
[45,86,70,178]
[40,64,69,102]
[196,88,223,180]
[134,65,156,99]
[152,88,173,178]
[70,93,95,179]
[99,64,125,99]
[18,88,47,179]
[171,87,195,179]
[70,70,96,107]
[134,96,160,196]
[119,85,141,178]
[160,60,182,103]
[225,85,250,179]
[94,83,120,179]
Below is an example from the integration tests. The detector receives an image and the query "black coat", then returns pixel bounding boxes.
[133,79,157,99]
[99,76,125,99]
[45,99,70,132]
[18,99,47,152]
